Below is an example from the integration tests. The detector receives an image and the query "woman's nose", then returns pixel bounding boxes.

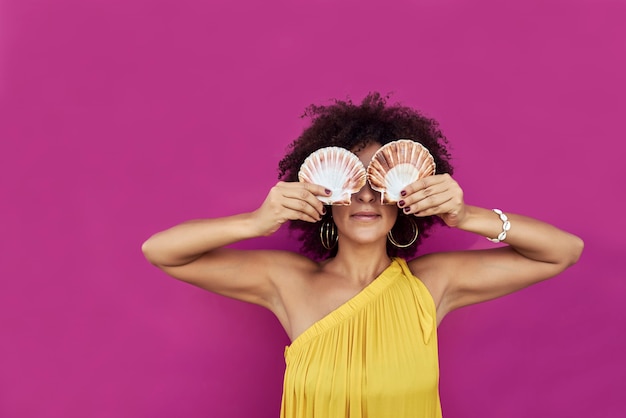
[354,183,378,203]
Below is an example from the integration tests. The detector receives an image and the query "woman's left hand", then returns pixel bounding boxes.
[398,173,467,227]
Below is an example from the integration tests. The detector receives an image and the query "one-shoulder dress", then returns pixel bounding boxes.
[280,258,441,418]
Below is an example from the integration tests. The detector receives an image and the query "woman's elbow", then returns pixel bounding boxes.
[141,237,161,266]
[565,234,585,267]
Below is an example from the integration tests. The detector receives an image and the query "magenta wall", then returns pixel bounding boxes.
[1,0,624,417]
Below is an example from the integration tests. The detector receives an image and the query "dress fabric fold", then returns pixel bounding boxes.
[280,258,442,418]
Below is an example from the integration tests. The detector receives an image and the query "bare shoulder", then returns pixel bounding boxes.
[252,250,326,339]
[266,250,325,301]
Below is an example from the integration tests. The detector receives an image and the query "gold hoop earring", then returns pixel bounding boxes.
[388,216,419,248]
[320,217,338,250]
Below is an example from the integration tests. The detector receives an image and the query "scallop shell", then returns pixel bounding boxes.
[298,147,367,205]
[367,139,436,204]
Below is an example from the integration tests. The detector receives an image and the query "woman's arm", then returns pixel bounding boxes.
[403,174,584,320]
[141,181,329,309]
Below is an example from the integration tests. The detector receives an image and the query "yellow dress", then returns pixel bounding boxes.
[281,258,441,418]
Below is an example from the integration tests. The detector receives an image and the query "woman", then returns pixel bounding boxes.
[142,93,583,418]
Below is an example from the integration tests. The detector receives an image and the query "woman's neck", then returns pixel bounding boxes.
[324,243,393,285]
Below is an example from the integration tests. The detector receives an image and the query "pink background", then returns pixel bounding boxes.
[1,0,624,417]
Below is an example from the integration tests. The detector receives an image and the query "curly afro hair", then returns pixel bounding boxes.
[278,92,454,260]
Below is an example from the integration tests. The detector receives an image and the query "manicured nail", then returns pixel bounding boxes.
[398,200,405,207]
[403,207,410,213]
[401,190,407,197]
[322,207,326,214]
[325,189,331,195]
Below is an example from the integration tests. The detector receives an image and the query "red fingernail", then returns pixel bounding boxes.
[322,207,326,214]
[398,200,405,207]
[401,190,407,197]
[325,189,331,195]
[403,207,410,213]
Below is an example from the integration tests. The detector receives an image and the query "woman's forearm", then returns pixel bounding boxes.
[456,205,584,266]
[141,212,260,267]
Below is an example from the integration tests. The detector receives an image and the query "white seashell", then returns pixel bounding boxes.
[298,147,367,205]
[367,139,436,204]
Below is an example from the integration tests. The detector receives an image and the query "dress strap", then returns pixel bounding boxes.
[395,258,435,344]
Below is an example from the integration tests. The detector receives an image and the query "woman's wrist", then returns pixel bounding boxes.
[454,205,511,242]
[484,209,511,243]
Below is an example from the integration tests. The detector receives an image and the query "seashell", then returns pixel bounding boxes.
[367,139,436,204]
[298,147,367,205]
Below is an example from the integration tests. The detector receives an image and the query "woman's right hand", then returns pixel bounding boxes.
[252,181,330,236]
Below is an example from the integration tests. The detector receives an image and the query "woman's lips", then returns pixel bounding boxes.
[351,212,381,220]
